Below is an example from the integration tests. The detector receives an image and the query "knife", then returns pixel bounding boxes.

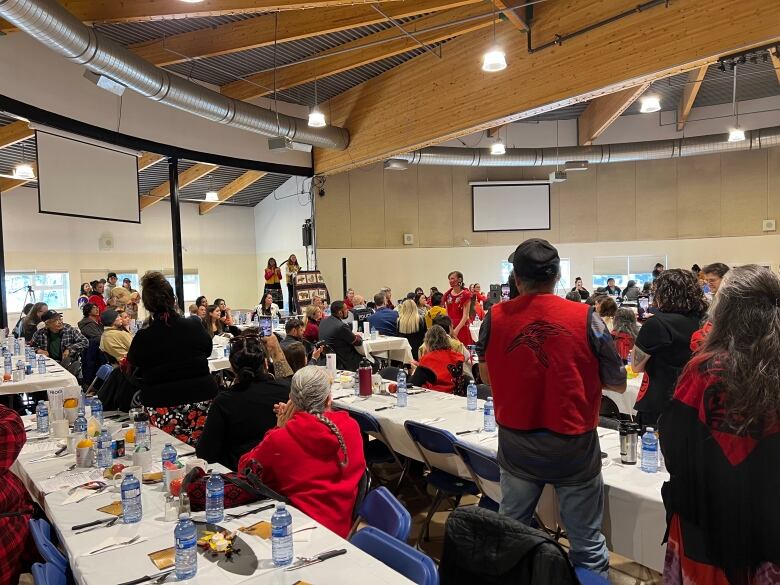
[116,569,174,585]
[284,548,347,571]
[72,517,112,531]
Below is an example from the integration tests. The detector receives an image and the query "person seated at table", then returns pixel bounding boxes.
[256,292,280,318]
[344,288,356,311]
[22,302,48,342]
[350,295,373,327]
[424,292,447,329]
[311,295,325,311]
[127,271,218,445]
[379,287,395,310]
[660,265,780,585]
[31,310,88,373]
[368,292,399,336]
[238,366,365,538]
[99,308,133,362]
[565,290,583,303]
[596,296,617,331]
[187,303,201,321]
[611,308,640,363]
[570,277,590,301]
[78,302,104,341]
[414,292,430,318]
[197,333,292,470]
[0,405,34,585]
[319,301,364,371]
[419,315,466,357]
[202,304,226,339]
[214,298,234,327]
[195,295,209,309]
[622,280,641,304]
[605,278,621,297]
[411,325,467,394]
[282,341,308,374]
[302,305,322,344]
[397,299,426,361]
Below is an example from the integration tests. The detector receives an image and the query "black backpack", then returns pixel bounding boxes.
[439,507,579,585]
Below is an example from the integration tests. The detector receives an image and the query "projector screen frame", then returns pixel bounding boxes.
[34,130,142,224]
[470,181,551,233]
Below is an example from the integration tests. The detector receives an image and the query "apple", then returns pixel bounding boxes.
[170,477,183,497]
[388,383,398,394]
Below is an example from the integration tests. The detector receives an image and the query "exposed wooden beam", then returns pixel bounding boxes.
[0,177,31,193]
[677,65,709,130]
[222,4,498,101]
[313,0,780,175]
[771,49,780,84]
[578,83,650,146]
[0,121,33,149]
[199,170,266,214]
[130,0,479,67]
[137,152,165,172]
[492,0,527,31]
[140,163,217,210]
[487,125,507,139]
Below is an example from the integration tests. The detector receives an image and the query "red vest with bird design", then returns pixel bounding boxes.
[485,293,602,435]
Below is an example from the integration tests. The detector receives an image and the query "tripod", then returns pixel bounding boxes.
[9,285,35,337]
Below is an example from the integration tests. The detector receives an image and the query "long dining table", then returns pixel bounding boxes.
[331,384,668,573]
[13,415,415,585]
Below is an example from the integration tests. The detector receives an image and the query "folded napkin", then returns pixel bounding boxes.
[63,488,98,505]
[293,524,317,543]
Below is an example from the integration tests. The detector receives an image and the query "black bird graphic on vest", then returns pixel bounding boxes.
[507,321,571,367]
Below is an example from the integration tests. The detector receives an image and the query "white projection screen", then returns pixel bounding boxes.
[471,182,551,232]
[36,131,140,223]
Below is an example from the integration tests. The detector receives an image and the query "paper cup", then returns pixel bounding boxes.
[164,467,186,493]
[66,432,82,454]
[326,353,337,377]
[362,322,370,335]
[76,446,94,468]
[64,407,78,424]
[132,448,152,472]
[371,330,379,341]
[352,320,358,333]
[184,458,207,475]
[113,465,142,490]
[51,419,69,439]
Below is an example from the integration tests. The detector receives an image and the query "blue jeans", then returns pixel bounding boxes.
[499,468,610,578]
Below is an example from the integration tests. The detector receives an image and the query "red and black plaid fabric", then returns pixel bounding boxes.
[0,406,34,585]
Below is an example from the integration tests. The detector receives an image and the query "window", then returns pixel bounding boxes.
[501,258,571,296]
[116,273,139,291]
[592,255,667,291]
[164,271,201,304]
[4,271,70,313]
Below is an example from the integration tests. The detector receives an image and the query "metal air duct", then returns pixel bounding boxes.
[397,127,780,167]
[0,0,350,150]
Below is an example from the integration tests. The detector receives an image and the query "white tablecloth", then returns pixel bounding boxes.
[13,418,414,585]
[359,335,414,365]
[604,374,642,416]
[334,389,667,571]
[0,356,80,396]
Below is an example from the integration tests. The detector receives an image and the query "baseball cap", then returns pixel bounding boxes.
[107,272,117,279]
[41,310,62,322]
[101,308,120,326]
[510,238,560,282]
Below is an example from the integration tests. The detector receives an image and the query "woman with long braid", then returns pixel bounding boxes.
[238,366,365,537]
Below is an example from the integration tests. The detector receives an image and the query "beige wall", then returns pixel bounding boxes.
[314,148,780,297]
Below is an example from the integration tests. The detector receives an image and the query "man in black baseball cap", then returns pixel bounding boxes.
[477,238,625,578]
[31,310,88,370]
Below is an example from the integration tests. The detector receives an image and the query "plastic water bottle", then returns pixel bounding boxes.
[134,414,152,450]
[90,397,103,425]
[271,503,294,567]
[121,473,142,523]
[73,408,88,436]
[161,443,177,490]
[353,371,360,397]
[4,354,11,374]
[483,397,496,432]
[205,473,224,523]
[223,344,230,358]
[13,337,20,356]
[36,400,49,434]
[466,381,478,411]
[641,427,659,473]
[396,370,407,408]
[36,354,46,374]
[175,513,198,580]
[272,315,280,331]
[96,428,113,469]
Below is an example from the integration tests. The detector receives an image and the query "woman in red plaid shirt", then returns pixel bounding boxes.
[0,405,34,585]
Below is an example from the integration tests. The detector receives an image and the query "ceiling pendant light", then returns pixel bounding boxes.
[639,95,661,113]
[205,191,219,202]
[179,0,205,4]
[490,139,506,156]
[482,4,506,72]
[13,163,35,180]
[308,73,327,128]
[727,64,745,142]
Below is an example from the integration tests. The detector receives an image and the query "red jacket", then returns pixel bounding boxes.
[419,348,465,394]
[88,293,107,313]
[612,331,635,361]
[238,410,365,538]
[485,294,602,435]
[303,321,319,344]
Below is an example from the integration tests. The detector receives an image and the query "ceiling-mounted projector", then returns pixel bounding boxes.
[564,160,589,172]
[549,170,567,183]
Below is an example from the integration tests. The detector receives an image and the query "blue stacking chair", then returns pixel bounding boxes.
[86,363,114,394]
[337,407,406,490]
[453,442,501,511]
[29,519,68,574]
[575,566,612,585]
[350,486,412,541]
[403,421,478,547]
[32,562,66,585]
[351,526,438,585]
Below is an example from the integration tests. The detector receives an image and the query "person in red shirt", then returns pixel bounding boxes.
[478,238,626,579]
[412,325,466,394]
[344,288,355,311]
[470,283,487,320]
[443,271,473,348]
[88,281,107,313]
[302,305,322,344]
[238,365,365,538]
[0,406,34,585]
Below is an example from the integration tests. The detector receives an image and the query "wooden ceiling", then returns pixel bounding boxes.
[3,0,780,182]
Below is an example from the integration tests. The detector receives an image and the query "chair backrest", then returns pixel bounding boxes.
[29,519,67,572]
[404,420,470,479]
[342,407,382,434]
[352,467,372,522]
[356,486,412,541]
[574,566,611,585]
[95,363,113,383]
[453,442,501,505]
[32,562,67,585]
[351,526,438,585]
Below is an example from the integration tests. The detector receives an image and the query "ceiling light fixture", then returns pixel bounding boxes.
[482,3,506,72]
[308,71,327,128]
[490,140,506,156]
[639,95,661,113]
[728,128,746,143]
[728,63,745,143]
[13,163,35,180]
[179,0,205,3]
[205,191,219,202]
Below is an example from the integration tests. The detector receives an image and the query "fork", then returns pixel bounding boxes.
[45,463,76,479]
[90,535,141,554]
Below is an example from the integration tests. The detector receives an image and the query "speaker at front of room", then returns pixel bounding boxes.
[301,219,313,247]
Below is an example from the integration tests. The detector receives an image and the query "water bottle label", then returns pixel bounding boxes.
[122,488,141,499]
[177,535,197,549]
[271,526,290,538]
